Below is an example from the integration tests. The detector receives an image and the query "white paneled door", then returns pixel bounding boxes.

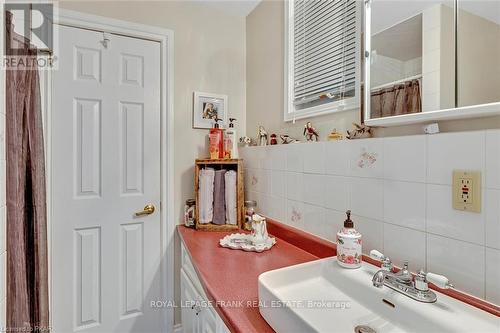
[51,25,162,332]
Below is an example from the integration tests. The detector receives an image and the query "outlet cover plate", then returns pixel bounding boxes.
[452,170,481,213]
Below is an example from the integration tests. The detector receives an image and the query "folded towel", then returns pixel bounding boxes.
[212,169,227,225]
[225,170,237,225]
[198,168,215,224]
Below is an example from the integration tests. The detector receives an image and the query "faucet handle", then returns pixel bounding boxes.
[415,270,453,291]
[415,270,429,291]
[369,249,386,261]
[369,250,392,271]
[426,272,453,289]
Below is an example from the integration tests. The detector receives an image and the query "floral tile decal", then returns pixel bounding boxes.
[291,207,302,223]
[357,148,378,169]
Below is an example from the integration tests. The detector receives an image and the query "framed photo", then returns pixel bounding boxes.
[193,91,228,129]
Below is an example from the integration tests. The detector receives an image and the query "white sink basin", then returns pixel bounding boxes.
[258,257,499,333]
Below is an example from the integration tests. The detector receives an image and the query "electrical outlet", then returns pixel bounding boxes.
[452,170,481,213]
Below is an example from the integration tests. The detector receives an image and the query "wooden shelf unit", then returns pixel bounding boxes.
[194,159,244,231]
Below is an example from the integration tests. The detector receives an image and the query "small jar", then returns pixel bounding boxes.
[184,199,196,228]
[244,200,257,231]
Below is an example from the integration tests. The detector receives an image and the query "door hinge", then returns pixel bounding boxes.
[101,32,111,48]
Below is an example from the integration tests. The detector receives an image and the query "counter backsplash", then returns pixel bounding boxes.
[240,129,500,305]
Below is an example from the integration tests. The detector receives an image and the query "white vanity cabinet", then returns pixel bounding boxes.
[181,243,231,333]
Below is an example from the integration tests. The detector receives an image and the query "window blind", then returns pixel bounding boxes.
[293,0,357,106]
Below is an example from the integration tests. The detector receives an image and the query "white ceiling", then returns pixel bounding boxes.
[197,0,262,17]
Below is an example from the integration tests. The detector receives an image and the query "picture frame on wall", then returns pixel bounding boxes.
[193,91,228,129]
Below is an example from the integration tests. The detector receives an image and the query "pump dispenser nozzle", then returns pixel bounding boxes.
[344,210,354,228]
[229,118,237,128]
[213,118,222,128]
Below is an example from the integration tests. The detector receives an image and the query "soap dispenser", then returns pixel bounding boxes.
[209,118,224,159]
[336,210,362,268]
[224,118,238,159]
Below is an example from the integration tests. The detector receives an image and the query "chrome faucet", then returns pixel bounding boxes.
[369,250,453,303]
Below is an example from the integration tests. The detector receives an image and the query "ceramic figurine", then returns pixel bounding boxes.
[280,134,300,144]
[327,128,343,141]
[303,122,319,141]
[239,136,252,147]
[270,133,278,145]
[251,214,268,246]
[346,123,373,140]
[257,126,268,146]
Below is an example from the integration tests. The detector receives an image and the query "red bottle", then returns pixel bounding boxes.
[209,118,224,159]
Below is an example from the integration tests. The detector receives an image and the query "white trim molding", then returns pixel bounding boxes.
[363,0,500,127]
[365,102,500,127]
[47,8,175,332]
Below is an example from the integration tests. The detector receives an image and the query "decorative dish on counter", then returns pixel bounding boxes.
[219,233,276,252]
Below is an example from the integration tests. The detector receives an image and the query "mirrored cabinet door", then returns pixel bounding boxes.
[457,0,500,108]
[369,0,455,120]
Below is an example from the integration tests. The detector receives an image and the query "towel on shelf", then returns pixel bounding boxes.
[225,170,237,225]
[198,168,215,224]
[212,169,227,225]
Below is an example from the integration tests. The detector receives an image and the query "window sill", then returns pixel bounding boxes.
[284,97,359,122]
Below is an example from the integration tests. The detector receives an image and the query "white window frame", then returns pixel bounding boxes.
[284,0,362,122]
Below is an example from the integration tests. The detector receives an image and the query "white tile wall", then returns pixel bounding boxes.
[486,130,500,189]
[383,180,426,231]
[285,144,304,173]
[325,141,350,176]
[242,129,500,301]
[485,248,500,304]
[427,234,485,297]
[350,178,383,220]
[303,204,327,240]
[354,215,384,256]
[285,172,304,202]
[303,142,325,174]
[302,174,325,207]
[485,189,500,249]
[427,131,485,185]
[384,223,426,270]
[383,135,426,182]
[349,138,384,178]
[285,199,304,230]
[426,184,485,245]
[269,170,285,198]
[324,176,350,212]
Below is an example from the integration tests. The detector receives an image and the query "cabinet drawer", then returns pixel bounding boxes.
[181,242,207,299]
[181,242,231,333]
[200,306,217,333]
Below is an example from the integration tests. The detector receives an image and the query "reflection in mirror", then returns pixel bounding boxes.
[370,0,455,119]
[457,1,500,107]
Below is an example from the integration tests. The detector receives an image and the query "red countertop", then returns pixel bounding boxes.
[178,219,500,333]
[177,224,327,333]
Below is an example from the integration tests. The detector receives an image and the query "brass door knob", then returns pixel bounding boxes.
[135,204,155,217]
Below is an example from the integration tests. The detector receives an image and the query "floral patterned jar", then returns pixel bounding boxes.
[336,210,362,269]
